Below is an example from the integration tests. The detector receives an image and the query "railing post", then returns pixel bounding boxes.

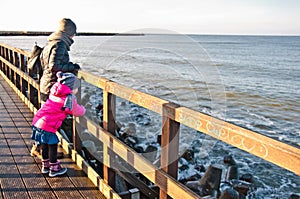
[0,46,3,71]
[20,54,27,96]
[29,83,34,105]
[24,53,35,105]
[102,88,116,189]
[160,103,180,199]
[14,52,20,88]
[8,49,14,82]
[4,48,9,76]
[73,80,82,153]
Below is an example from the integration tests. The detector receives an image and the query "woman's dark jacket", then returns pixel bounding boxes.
[40,31,78,95]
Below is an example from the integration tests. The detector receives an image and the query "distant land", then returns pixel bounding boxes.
[0,31,143,36]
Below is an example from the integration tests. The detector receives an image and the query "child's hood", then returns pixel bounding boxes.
[50,82,72,97]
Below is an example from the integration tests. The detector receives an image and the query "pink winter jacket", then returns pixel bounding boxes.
[32,82,86,133]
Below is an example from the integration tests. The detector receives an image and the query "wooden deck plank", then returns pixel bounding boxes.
[0,125,30,199]
[59,157,106,199]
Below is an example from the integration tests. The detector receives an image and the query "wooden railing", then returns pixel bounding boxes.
[1,42,299,199]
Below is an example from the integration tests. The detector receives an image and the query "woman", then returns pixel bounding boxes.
[31,18,81,157]
[40,18,80,101]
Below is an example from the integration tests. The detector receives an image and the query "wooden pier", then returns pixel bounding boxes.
[0,41,299,199]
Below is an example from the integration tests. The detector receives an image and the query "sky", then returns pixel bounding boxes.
[1,0,300,35]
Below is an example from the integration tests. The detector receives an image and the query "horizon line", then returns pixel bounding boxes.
[0,30,299,37]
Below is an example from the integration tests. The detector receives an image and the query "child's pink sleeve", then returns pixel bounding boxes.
[71,98,86,116]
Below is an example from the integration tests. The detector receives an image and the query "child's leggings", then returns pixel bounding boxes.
[41,143,58,163]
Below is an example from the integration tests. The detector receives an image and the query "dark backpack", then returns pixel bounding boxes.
[27,43,43,82]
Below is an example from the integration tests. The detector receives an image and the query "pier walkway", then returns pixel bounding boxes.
[0,75,105,199]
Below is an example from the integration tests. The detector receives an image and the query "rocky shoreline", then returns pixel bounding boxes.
[78,87,300,199]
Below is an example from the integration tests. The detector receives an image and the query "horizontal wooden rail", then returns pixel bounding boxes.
[174,107,300,175]
[0,56,39,89]
[78,70,168,115]
[0,42,31,57]
[0,69,38,113]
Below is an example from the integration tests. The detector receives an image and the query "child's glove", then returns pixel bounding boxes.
[74,63,81,70]
[62,94,73,111]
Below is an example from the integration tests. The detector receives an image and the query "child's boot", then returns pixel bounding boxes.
[49,160,67,177]
[41,159,50,174]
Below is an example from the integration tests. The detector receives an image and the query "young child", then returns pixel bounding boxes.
[31,71,86,177]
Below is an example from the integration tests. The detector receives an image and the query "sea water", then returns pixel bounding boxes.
[0,34,299,198]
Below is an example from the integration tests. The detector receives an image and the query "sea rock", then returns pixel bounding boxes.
[133,144,145,153]
[240,173,255,183]
[180,173,202,184]
[94,150,104,161]
[156,134,161,145]
[81,140,97,160]
[194,164,206,173]
[186,165,222,196]
[178,157,189,170]
[289,194,300,199]
[181,149,195,162]
[82,140,96,153]
[143,145,158,162]
[179,164,190,172]
[224,155,236,166]
[225,165,239,181]
[80,131,95,141]
[134,113,151,125]
[225,179,252,197]
[80,93,91,106]
[95,103,103,113]
[191,139,202,153]
[219,188,239,199]
[233,183,249,196]
[202,195,217,199]
[223,155,239,185]
[123,123,137,137]
[115,121,123,134]
[133,143,158,162]
[220,182,232,193]
[185,180,201,193]
[129,105,151,126]
[199,165,222,191]
[118,123,139,148]
[124,136,137,148]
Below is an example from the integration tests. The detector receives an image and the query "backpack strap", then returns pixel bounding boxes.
[40,42,56,69]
